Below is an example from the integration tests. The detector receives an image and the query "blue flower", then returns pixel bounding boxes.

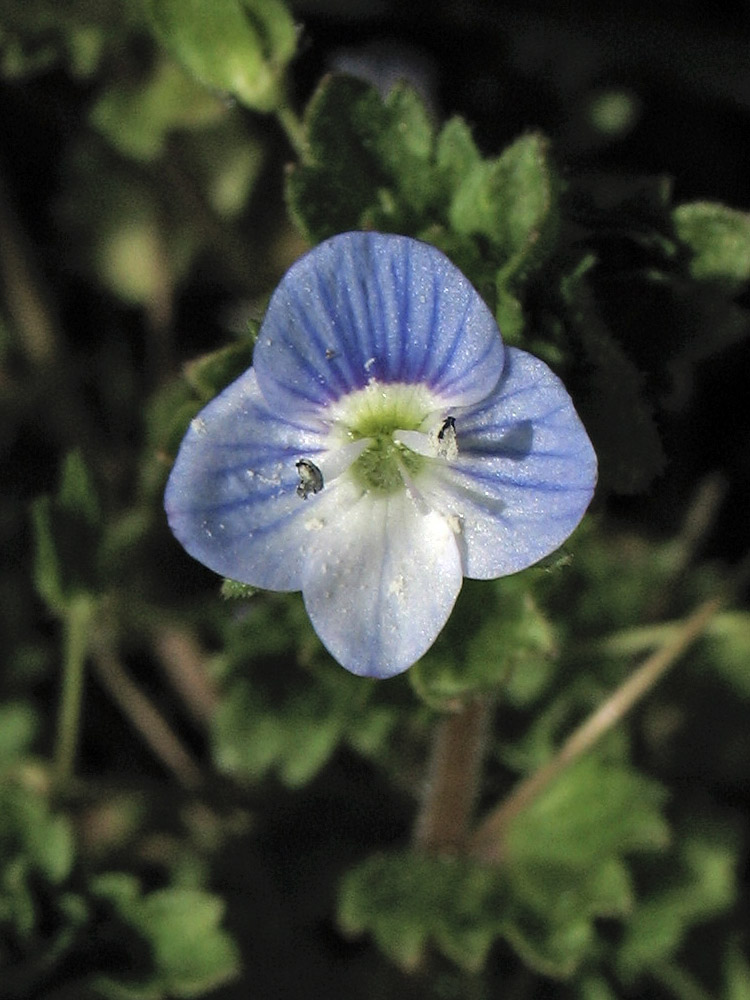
[165,232,597,678]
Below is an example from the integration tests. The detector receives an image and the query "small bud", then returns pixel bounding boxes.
[144,0,297,112]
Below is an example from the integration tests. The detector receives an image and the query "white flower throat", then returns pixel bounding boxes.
[295,380,458,499]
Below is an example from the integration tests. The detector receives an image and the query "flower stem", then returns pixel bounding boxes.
[468,594,722,863]
[53,593,95,790]
[276,101,307,160]
[413,697,492,854]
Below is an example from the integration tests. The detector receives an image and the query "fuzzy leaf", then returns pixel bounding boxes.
[410,577,557,709]
[449,132,559,280]
[562,259,665,493]
[287,75,435,242]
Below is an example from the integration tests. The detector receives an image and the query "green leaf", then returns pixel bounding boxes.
[286,75,384,241]
[490,754,670,977]
[617,817,739,982]
[92,877,240,999]
[182,340,256,403]
[338,852,505,973]
[144,0,296,112]
[0,784,75,943]
[90,58,226,162]
[449,132,559,280]
[506,755,669,871]
[212,596,381,787]
[701,611,750,698]
[410,577,557,709]
[434,117,482,196]
[0,702,38,769]
[562,258,665,493]
[674,201,750,292]
[220,578,257,600]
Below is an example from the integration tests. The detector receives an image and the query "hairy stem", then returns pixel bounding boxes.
[413,697,492,854]
[468,594,722,863]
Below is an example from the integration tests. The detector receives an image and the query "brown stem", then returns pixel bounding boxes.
[468,594,722,863]
[152,624,217,727]
[413,697,492,854]
[91,640,203,790]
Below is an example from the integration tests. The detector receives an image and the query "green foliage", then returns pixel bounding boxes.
[0,0,136,78]
[339,755,669,978]
[410,576,558,709]
[5,6,750,999]
[31,450,101,614]
[211,595,399,786]
[91,874,240,999]
[143,0,297,112]
[89,58,227,162]
[674,201,750,292]
[339,852,507,973]
[702,611,750,697]
[617,816,739,983]
[560,256,666,494]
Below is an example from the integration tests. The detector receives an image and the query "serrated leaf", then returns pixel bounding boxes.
[410,577,556,709]
[449,133,559,281]
[286,75,392,242]
[563,260,665,493]
[92,879,240,999]
[338,852,506,973]
[674,201,750,292]
[617,818,739,982]
[434,117,482,194]
[507,755,669,869]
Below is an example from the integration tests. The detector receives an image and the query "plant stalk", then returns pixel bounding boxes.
[413,697,492,854]
[469,594,722,862]
[53,593,95,790]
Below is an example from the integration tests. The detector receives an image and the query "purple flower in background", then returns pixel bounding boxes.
[165,232,597,678]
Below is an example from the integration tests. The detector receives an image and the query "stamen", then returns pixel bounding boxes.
[296,459,324,499]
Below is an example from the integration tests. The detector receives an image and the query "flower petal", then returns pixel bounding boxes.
[253,232,506,415]
[420,347,597,579]
[165,370,333,590]
[301,489,463,677]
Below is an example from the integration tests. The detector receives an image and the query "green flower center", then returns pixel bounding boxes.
[327,381,444,495]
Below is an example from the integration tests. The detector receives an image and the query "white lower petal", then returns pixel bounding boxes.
[301,486,463,678]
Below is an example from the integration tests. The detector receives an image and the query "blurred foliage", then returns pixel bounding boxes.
[1,1,749,998]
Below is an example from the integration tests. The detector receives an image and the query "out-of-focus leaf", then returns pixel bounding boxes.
[0,703,38,770]
[91,875,240,999]
[90,58,226,162]
[31,450,101,613]
[674,201,750,292]
[144,0,297,112]
[617,817,739,982]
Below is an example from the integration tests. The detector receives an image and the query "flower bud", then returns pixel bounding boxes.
[144,0,297,112]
